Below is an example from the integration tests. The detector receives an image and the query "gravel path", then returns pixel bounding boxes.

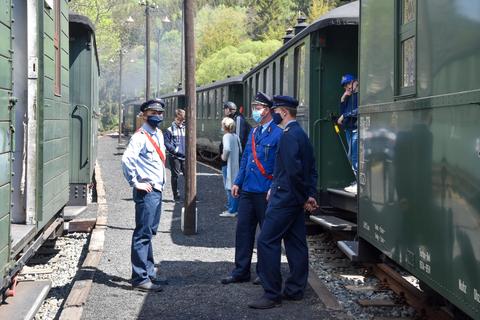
[82,136,334,320]
[17,232,90,320]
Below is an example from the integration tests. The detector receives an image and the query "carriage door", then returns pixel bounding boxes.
[0,0,13,282]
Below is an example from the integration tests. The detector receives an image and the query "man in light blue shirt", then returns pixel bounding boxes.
[121,99,167,292]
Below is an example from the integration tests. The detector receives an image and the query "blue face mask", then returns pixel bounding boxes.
[272,112,283,125]
[252,109,264,123]
[147,114,163,128]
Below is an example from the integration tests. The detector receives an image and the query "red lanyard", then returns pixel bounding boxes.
[139,128,166,164]
[251,128,273,180]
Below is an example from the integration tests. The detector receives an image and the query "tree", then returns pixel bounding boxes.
[247,0,296,41]
[195,5,248,65]
[196,39,281,85]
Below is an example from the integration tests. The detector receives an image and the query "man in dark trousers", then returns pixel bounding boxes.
[164,109,186,201]
[249,95,318,309]
[223,101,251,150]
[221,92,283,285]
[337,74,359,193]
[121,99,168,292]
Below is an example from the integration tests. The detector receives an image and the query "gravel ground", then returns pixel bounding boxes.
[81,136,336,320]
[15,232,90,320]
[308,233,417,319]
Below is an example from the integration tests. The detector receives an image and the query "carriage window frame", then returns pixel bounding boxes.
[395,0,417,98]
[272,62,277,95]
[54,0,61,96]
[263,67,268,92]
[280,55,288,95]
[294,44,306,106]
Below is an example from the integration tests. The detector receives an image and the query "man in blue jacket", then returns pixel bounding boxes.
[337,74,358,193]
[221,92,283,285]
[164,109,186,201]
[249,95,318,309]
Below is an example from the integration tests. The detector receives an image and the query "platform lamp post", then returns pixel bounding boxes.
[117,16,135,148]
[182,0,197,235]
[156,16,171,97]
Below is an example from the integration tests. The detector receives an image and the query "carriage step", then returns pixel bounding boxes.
[337,240,359,262]
[0,280,51,320]
[327,188,358,213]
[309,215,357,232]
[63,206,87,221]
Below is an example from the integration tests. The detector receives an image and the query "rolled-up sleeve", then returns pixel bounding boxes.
[122,134,143,187]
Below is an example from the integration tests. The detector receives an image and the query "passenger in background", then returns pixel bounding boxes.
[221,92,282,286]
[121,99,168,292]
[337,74,359,194]
[219,117,242,217]
[223,101,251,150]
[249,95,318,309]
[164,109,186,201]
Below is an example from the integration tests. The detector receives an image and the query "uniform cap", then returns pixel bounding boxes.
[272,95,299,109]
[140,99,165,112]
[252,92,273,108]
[340,74,356,86]
[223,101,237,111]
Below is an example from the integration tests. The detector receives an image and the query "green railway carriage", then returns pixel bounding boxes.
[1,0,71,291]
[0,1,100,299]
[356,0,480,318]
[122,98,144,135]
[243,2,359,208]
[68,13,100,206]
[160,76,244,159]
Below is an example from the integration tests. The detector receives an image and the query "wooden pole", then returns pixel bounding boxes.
[183,0,197,235]
[145,2,151,100]
[118,48,123,145]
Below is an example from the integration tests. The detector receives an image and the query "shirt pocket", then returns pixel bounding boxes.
[144,144,158,162]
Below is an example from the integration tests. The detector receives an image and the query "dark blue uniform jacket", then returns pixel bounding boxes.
[269,121,318,208]
[340,92,358,130]
[234,122,283,193]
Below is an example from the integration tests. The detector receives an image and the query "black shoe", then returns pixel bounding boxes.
[221,276,250,285]
[252,276,261,285]
[132,281,163,292]
[282,293,303,301]
[150,274,168,285]
[248,297,281,309]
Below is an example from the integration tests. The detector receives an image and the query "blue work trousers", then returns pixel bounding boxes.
[231,191,267,280]
[257,205,309,301]
[131,188,162,285]
[345,129,358,178]
[222,165,239,213]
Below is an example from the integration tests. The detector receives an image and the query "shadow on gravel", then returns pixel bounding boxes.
[136,260,328,320]
[168,164,239,249]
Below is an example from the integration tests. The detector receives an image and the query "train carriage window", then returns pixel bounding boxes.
[203,91,208,119]
[217,88,222,119]
[272,62,277,95]
[211,90,215,119]
[280,55,288,95]
[54,0,61,96]
[255,73,260,96]
[294,44,306,106]
[196,93,200,118]
[397,0,416,96]
[263,68,268,93]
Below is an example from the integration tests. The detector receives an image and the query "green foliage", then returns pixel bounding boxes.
[197,39,281,85]
[247,0,296,40]
[195,5,248,65]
